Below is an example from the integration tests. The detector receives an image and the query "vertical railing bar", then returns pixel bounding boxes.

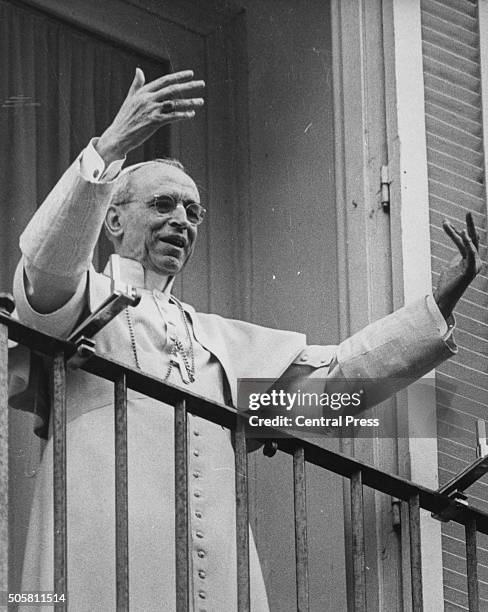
[293,446,310,612]
[175,399,189,611]
[408,493,423,612]
[0,319,8,594]
[114,373,129,611]
[235,415,250,611]
[351,470,366,612]
[52,351,67,612]
[465,519,480,612]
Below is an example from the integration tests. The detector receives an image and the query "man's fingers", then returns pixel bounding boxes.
[443,220,466,257]
[160,98,204,114]
[466,212,480,250]
[145,70,196,92]
[128,67,145,96]
[461,229,483,276]
[152,80,206,101]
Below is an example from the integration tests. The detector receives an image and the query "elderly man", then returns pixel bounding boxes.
[14,68,481,611]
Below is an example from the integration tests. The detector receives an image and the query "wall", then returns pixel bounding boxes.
[420,0,488,608]
[241,0,339,343]
[238,1,346,610]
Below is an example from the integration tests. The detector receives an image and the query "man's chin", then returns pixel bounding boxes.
[148,255,185,275]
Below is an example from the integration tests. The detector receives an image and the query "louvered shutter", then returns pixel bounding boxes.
[421,0,488,609]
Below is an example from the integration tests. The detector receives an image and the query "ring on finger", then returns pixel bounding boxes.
[161,100,176,113]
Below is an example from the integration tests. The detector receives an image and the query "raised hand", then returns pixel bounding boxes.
[433,212,483,319]
[96,68,205,164]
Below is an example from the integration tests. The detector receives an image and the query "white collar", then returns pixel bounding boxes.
[102,256,175,296]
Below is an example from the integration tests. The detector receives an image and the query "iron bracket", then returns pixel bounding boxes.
[67,255,140,369]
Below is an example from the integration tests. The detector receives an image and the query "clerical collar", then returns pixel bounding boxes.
[102,256,175,295]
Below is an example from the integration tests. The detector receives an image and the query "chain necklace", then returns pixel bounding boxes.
[125,295,195,383]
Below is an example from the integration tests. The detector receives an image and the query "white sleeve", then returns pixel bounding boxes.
[13,258,87,338]
[276,295,457,411]
[19,144,118,281]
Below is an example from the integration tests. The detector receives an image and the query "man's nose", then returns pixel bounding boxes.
[168,203,190,229]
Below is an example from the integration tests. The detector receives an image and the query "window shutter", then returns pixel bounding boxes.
[421,1,488,609]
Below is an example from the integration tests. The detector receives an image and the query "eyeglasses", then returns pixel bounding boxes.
[151,195,206,226]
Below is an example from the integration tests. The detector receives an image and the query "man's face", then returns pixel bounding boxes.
[118,164,201,276]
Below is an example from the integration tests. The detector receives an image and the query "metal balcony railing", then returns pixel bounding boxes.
[1,307,487,611]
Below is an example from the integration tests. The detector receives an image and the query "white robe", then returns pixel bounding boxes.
[17,261,273,611]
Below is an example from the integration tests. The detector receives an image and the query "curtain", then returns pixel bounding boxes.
[0,0,170,291]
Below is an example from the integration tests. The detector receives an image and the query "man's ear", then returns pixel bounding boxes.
[104,205,125,242]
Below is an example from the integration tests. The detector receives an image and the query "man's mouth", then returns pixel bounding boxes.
[158,235,188,249]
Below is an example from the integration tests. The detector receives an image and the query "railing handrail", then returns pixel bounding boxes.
[4,310,488,533]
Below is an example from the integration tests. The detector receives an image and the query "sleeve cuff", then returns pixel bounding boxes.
[425,294,456,344]
[426,294,457,354]
[79,138,125,183]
